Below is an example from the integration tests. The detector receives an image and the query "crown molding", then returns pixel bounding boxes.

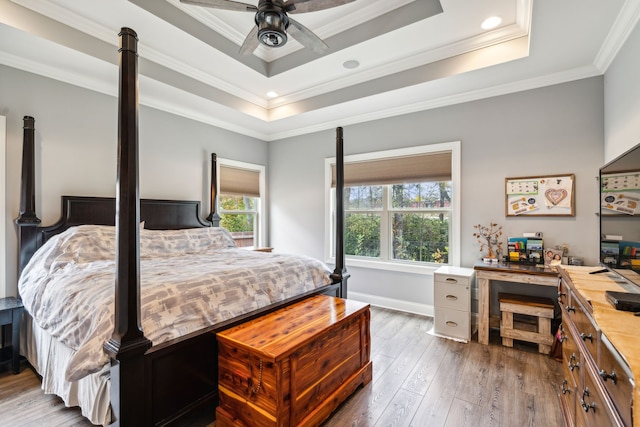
[593,0,640,72]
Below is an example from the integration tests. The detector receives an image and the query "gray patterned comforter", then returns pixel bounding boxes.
[19,225,332,382]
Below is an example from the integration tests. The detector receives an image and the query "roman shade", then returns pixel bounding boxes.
[220,165,260,197]
[332,151,452,187]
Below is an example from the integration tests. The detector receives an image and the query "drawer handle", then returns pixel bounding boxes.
[559,333,567,343]
[565,305,576,313]
[250,358,264,395]
[445,295,458,301]
[580,388,596,413]
[599,369,618,385]
[445,321,458,327]
[445,278,458,283]
[568,353,579,372]
[557,291,566,298]
[580,332,593,343]
[561,379,571,395]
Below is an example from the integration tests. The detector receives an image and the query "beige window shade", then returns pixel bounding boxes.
[220,165,260,197]
[332,151,452,187]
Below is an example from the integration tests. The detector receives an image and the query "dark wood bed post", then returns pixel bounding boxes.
[15,116,42,276]
[206,153,221,227]
[103,27,152,427]
[331,127,349,298]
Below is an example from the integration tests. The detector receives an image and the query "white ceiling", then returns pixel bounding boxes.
[0,0,638,141]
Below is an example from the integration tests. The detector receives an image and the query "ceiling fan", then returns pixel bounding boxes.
[180,0,356,55]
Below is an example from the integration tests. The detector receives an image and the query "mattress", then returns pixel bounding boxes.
[18,225,332,424]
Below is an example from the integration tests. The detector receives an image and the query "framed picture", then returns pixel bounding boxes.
[505,174,575,217]
[544,248,564,266]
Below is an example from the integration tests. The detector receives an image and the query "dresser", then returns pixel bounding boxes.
[558,266,638,427]
[433,266,475,342]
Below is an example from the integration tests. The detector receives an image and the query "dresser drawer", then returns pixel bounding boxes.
[558,277,570,306]
[560,359,577,426]
[565,292,599,362]
[598,335,633,427]
[434,281,469,311]
[434,307,470,341]
[580,363,625,427]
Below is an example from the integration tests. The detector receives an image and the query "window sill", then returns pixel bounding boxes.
[326,257,444,275]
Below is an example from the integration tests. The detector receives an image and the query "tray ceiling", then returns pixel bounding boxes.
[0,0,636,140]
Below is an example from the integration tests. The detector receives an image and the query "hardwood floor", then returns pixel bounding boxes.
[0,306,563,427]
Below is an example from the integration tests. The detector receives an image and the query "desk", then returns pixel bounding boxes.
[473,262,560,345]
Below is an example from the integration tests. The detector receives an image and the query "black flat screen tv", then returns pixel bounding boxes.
[599,142,640,287]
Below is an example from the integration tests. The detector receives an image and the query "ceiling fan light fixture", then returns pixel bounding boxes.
[257,10,289,47]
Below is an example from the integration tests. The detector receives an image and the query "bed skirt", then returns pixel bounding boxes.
[21,313,111,426]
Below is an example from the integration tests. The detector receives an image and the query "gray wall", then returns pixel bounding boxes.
[604,15,640,161]
[0,65,609,313]
[1,64,267,296]
[269,77,604,314]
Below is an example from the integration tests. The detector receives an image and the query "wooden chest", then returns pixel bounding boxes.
[216,295,372,427]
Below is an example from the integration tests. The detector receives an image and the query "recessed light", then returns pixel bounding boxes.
[481,16,502,30]
[343,60,360,69]
[266,91,278,98]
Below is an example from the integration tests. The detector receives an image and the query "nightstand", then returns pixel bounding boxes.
[0,297,24,374]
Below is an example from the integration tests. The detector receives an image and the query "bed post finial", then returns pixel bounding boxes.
[331,126,350,298]
[16,116,42,276]
[103,27,151,427]
[207,153,221,227]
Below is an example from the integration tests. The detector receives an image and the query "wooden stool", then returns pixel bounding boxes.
[499,293,555,354]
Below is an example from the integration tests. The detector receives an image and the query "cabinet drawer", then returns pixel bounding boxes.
[434,307,470,341]
[434,281,469,311]
[560,358,577,427]
[434,274,470,287]
[558,278,570,306]
[580,363,625,427]
[598,335,633,427]
[565,293,599,361]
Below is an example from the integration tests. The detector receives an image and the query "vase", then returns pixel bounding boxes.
[486,247,496,259]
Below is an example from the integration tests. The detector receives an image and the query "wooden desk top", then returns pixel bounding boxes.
[473,261,560,277]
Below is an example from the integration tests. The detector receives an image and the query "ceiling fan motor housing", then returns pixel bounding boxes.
[256,0,289,47]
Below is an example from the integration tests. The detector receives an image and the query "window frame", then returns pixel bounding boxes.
[325,141,461,273]
[217,158,266,248]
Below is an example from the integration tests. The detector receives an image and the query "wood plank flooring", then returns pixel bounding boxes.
[0,306,563,427]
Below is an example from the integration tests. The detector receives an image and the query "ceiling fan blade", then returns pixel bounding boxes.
[179,0,257,12]
[284,0,356,14]
[239,25,260,55]
[288,18,328,54]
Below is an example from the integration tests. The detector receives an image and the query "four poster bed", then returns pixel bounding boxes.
[16,28,349,426]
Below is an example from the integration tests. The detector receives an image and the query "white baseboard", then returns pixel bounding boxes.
[348,291,434,317]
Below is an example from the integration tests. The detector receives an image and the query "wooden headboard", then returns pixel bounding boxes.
[16,194,211,275]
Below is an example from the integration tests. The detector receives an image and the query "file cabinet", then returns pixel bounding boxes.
[433,266,475,342]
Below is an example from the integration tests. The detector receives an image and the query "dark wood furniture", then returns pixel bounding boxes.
[15,28,349,427]
[0,297,24,374]
[216,295,372,427]
[474,262,560,345]
[557,267,635,427]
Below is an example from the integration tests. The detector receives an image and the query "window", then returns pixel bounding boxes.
[326,142,461,273]
[217,159,266,248]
